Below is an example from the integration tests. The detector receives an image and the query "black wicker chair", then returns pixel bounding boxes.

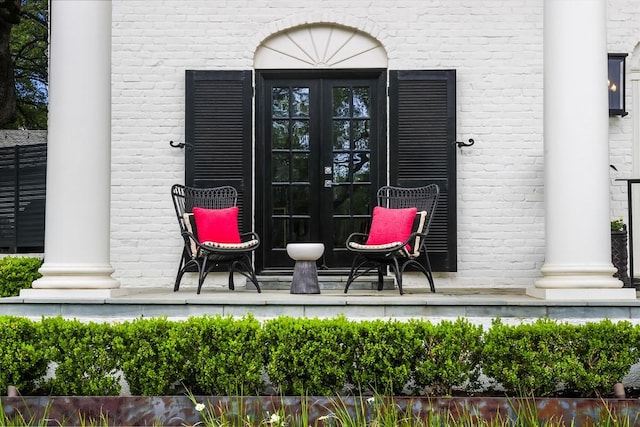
[344,184,439,295]
[171,184,261,294]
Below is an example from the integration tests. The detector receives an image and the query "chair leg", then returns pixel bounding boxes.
[174,250,187,292]
[240,254,261,292]
[424,254,436,293]
[197,258,209,295]
[243,254,262,293]
[228,269,235,291]
[390,257,403,295]
[414,252,436,293]
[403,258,436,294]
[174,270,184,293]
[345,254,367,293]
[377,266,384,291]
[230,255,261,292]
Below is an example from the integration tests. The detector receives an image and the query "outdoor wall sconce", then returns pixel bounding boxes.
[608,53,628,117]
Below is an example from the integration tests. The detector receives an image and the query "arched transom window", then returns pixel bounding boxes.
[254,24,387,69]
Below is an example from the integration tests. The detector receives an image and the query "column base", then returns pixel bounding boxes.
[32,263,121,290]
[536,263,623,289]
[526,287,636,300]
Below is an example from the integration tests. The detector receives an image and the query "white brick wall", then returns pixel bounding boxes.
[109,0,640,288]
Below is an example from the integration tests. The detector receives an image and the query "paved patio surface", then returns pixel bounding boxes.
[2,279,640,322]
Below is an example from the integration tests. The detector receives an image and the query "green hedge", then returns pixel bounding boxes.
[39,317,122,396]
[0,315,638,397]
[115,316,264,396]
[263,316,353,395]
[0,317,48,395]
[114,317,190,395]
[482,318,640,397]
[0,256,42,297]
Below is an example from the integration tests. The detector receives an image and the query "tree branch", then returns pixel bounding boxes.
[0,0,21,25]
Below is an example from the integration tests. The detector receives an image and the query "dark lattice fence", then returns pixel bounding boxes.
[0,143,46,253]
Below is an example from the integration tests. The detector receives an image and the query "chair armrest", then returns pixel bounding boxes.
[181,230,197,241]
[181,230,202,257]
[346,232,369,245]
[404,231,428,244]
[240,231,261,245]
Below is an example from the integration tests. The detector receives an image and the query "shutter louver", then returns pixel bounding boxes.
[185,70,252,232]
[0,144,46,252]
[389,70,457,271]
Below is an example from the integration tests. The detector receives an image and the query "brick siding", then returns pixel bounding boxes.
[109,0,639,288]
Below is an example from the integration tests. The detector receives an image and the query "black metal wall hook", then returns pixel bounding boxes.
[170,140,194,151]
[455,138,475,148]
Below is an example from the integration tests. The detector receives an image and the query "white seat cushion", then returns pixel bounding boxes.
[349,241,404,250]
[201,239,259,250]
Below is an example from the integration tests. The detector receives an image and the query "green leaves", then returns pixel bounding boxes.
[411,318,483,395]
[115,317,190,396]
[263,316,352,395]
[6,0,48,129]
[482,318,640,396]
[0,316,47,394]
[39,317,122,396]
[348,319,417,395]
[0,315,638,397]
[262,316,484,396]
[182,315,264,395]
[0,257,42,297]
[116,315,264,396]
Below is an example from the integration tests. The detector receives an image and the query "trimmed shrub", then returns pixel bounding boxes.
[40,317,122,396]
[348,319,417,395]
[410,318,484,395]
[263,316,353,395]
[0,316,47,395]
[114,317,189,396]
[480,319,640,397]
[565,319,640,396]
[181,315,264,395]
[0,315,638,397]
[0,256,42,297]
[481,318,582,396]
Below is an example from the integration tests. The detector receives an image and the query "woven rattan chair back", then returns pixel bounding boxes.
[170,184,261,294]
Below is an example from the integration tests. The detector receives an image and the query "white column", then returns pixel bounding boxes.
[528,0,635,299]
[24,0,123,297]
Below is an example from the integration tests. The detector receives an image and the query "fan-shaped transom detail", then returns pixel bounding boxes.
[254,24,387,69]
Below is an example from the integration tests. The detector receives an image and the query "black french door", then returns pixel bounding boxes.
[256,71,386,272]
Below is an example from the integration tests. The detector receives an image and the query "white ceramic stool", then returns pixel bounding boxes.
[286,243,324,294]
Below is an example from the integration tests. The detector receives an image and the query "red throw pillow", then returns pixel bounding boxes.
[366,206,418,247]
[192,206,241,244]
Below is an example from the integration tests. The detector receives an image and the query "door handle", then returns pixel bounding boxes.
[324,166,334,188]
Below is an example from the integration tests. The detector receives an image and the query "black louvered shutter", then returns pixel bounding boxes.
[185,70,252,232]
[389,70,457,271]
[0,144,46,252]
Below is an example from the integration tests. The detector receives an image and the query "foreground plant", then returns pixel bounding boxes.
[184,390,259,427]
[0,399,58,427]
[2,393,640,426]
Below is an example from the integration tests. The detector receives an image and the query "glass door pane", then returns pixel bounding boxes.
[271,86,313,250]
[323,83,374,266]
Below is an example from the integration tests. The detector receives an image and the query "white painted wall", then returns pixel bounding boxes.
[109,0,640,289]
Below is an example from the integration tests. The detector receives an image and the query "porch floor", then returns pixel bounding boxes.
[2,276,640,322]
